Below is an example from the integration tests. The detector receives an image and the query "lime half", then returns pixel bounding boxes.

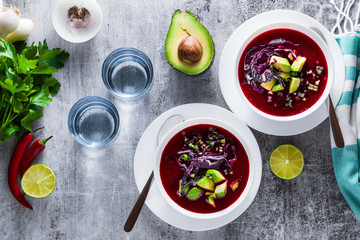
[21,164,56,198]
[269,144,304,180]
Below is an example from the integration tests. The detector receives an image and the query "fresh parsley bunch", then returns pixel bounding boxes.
[0,39,69,142]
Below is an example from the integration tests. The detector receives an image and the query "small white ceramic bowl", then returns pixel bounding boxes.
[154,117,255,220]
[52,0,103,43]
[236,22,334,122]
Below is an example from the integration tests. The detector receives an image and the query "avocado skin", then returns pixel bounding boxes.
[165,10,215,75]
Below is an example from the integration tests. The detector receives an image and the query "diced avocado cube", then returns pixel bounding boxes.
[177,180,190,197]
[206,193,216,208]
[278,72,290,81]
[196,176,215,191]
[214,180,228,198]
[186,187,204,201]
[206,169,226,184]
[260,78,276,91]
[229,180,239,192]
[289,77,301,94]
[270,56,291,72]
[272,83,284,92]
[291,56,307,72]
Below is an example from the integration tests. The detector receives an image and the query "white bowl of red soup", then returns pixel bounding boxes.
[154,118,255,219]
[237,22,334,121]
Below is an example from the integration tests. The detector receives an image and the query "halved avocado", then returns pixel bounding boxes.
[165,10,214,75]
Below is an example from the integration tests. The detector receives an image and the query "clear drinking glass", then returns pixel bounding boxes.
[102,47,154,100]
[68,96,120,148]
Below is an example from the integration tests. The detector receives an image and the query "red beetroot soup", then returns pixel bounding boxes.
[238,28,328,117]
[160,124,249,214]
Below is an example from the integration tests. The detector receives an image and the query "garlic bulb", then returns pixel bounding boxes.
[5,18,34,42]
[0,9,20,38]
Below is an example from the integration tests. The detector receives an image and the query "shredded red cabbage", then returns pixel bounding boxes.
[243,38,299,92]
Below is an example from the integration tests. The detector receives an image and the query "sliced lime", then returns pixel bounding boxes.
[21,164,56,199]
[269,144,304,180]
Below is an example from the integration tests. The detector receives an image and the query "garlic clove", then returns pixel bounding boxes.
[0,9,21,38]
[5,18,34,42]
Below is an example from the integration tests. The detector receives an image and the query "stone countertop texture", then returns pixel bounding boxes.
[0,0,359,239]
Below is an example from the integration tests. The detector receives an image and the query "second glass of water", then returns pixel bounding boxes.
[102,47,154,100]
[68,96,120,148]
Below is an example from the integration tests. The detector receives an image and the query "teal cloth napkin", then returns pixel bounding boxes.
[330,0,360,220]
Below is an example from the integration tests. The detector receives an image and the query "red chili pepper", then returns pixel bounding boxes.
[20,136,53,177]
[8,129,41,210]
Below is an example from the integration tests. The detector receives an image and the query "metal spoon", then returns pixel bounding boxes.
[328,97,344,148]
[124,115,184,232]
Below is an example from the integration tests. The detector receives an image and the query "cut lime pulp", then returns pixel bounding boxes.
[269,144,304,180]
[21,164,56,199]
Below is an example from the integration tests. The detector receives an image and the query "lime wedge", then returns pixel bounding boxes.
[21,164,56,198]
[269,144,304,180]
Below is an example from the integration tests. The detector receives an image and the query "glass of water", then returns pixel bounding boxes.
[102,47,154,100]
[68,96,120,148]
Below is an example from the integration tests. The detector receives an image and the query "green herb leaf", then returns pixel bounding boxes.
[40,77,62,95]
[38,40,70,69]
[39,50,70,69]
[0,123,21,142]
[10,95,23,113]
[0,78,30,94]
[31,63,58,75]
[0,39,17,61]
[20,106,43,131]
[30,85,52,107]
[21,42,37,60]
[18,54,38,74]
[14,92,28,101]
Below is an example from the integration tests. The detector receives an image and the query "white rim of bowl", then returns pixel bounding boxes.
[235,22,334,122]
[154,117,255,220]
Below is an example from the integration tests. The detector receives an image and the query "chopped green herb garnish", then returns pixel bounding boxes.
[316,66,324,75]
[308,84,318,91]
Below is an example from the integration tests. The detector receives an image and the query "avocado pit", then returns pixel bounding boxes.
[178,36,203,63]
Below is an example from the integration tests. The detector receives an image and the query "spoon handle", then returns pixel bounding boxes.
[124,171,154,232]
[328,96,344,148]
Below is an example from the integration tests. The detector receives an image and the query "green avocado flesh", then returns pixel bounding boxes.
[206,169,226,184]
[186,187,203,200]
[214,180,227,198]
[291,56,307,72]
[289,77,301,94]
[206,193,216,208]
[196,176,215,191]
[165,10,214,75]
[270,56,291,73]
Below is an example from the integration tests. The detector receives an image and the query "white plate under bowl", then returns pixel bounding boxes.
[219,10,345,136]
[133,103,262,231]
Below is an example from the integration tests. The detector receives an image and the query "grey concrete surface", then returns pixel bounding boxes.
[0,0,359,239]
